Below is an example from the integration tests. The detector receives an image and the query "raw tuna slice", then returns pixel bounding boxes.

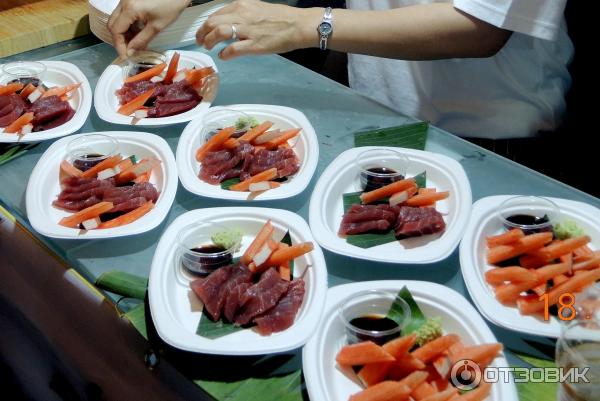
[152,81,201,104]
[116,80,158,104]
[199,143,254,184]
[0,94,27,127]
[60,177,114,193]
[190,265,235,321]
[29,95,75,131]
[395,206,446,238]
[149,100,198,118]
[338,204,399,236]
[234,268,289,326]
[52,196,102,211]
[102,182,159,204]
[224,282,252,323]
[33,107,75,131]
[240,148,300,181]
[108,196,149,213]
[254,279,305,335]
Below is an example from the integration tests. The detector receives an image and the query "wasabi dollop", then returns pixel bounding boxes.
[235,116,259,131]
[415,317,443,347]
[211,228,243,252]
[554,220,585,240]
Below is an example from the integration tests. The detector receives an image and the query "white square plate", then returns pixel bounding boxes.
[303,280,518,401]
[460,195,600,338]
[176,104,319,201]
[309,147,472,264]
[94,50,218,127]
[148,207,328,355]
[1,61,92,143]
[26,131,178,239]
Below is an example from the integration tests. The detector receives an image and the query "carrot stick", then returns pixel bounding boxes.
[241,220,274,266]
[450,343,503,367]
[59,202,114,228]
[421,388,458,401]
[118,88,155,116]
[405,191,450,207]
[486,229,525,248]
[60,160,83,178]
[336,341,396,366]
[266,242,314,266]
[397,371,429,392]
[98,201,154,229]
[185,66,215,87]
[115,158,134,172]
[278,262,291,281]
[573,254,600,272]
[229,168,278,192]
[574,245,594,257]
[195,126,236,161]
[519,253,548,269]
[452,382,491,401]
[235,121,274,143]
[125,63,166,83]
[3,112,34,133]
[537,236,591,262]
[358,334,417,387]
[553,274,570,285]
[387,355,426,380]
[349,381,411,401]
[163,52,180,84]
[41,83,81,98]
[412,334,460,364]
[487,231,553,265]
[494,261,570,303]
[263,128,301,149]
[531,282,548,297]
[411,382,437,401]
[80,154,123,178]
[0,83,24,95]
[360,178,417,204]
[484,266,537,285]
[133,170,152,183]
[222,138,240,149]
[517,267,600,315]
[115,158,159,185]
[20,83,37,99]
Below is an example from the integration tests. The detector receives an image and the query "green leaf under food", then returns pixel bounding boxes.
[221,177,241,190]
[0,143,39,167]
[387,286,427,335]
[196,315,245,339]
[513,353,558,401]
[124,304,148,340]
[197,369,302,401]
[413,171,426,189]
[281,230,294,277]
[95,270,148,300]
[354,122,429,150]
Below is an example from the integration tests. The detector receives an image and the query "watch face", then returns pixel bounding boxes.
[318,22,333,36]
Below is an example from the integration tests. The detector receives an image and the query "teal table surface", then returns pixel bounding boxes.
[1,40,598,395]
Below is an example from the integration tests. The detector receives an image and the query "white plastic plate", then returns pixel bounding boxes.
[309,147,472,264]
[148,207,328,355]
[94,50,218,127]
[0,61,92,143]
[176,104,319,201]
[303,280,518,401]
[26,131,177,239]
[460,195,600,338]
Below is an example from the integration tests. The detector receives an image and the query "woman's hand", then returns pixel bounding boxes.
[108,0,190,59]
[196,0,321,60]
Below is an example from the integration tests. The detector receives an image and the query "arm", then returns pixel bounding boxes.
[198,0,511,60]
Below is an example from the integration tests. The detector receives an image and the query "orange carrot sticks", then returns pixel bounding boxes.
[405,191,450,207]
[80,154,123,178]
[4,112,34,133]
[117,88,155,116]
[487,231,553,265]
[241,220,274,265]
[486,229,525,248]
[229,168,278,192]
[163,52,180,84]
[125,63,166,83]
[59,202,114,228]
[485,266,537,285]
[0,83,24,95]
[195,126,236,161]
[360,178,417,204]
[336,341,396,366]
[98,201,154,229]
[266,242,314,266]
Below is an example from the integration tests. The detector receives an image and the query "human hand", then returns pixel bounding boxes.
[108,0,190,59]
[196,0,320,60]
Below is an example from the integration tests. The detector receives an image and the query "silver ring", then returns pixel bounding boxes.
[231,24,237,41]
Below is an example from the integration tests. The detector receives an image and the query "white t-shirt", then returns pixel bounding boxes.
[346,0,574,139]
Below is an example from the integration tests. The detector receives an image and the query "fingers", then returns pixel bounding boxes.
[197,14,236,46]
[126,23,160,55]
[203,24,243,50]
[219,39,259,60]
[108,3,136,59]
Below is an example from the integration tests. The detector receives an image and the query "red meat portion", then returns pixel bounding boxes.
[190,265,235,321]
[338,204,400,236]
[395,206,446,238]
[240,147,300,181]
[0,94,27,127]
[254,279,305,335]
[29,95,75,131]
[234,268,289,326]
[116,80,158,104]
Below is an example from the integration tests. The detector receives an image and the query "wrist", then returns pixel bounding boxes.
[296,8,325,49]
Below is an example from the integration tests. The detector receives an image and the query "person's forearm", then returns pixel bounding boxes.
[297,3,511,60]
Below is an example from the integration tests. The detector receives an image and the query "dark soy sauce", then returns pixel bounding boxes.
[361,167,404,192]
[9,77,41,88]
[504,214,551,234]
[72,153,106,172]
[183,244,232,273]
[348,315,400,345]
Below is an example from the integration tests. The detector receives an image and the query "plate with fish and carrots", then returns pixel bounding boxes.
[0,60,92,143]
[302,280,517,401]
[460,195,600,338]
[309,147,472,264]
[176,104,319,201]
[148,207,328,355]
[94,50,218,127]
[26,131,177,239]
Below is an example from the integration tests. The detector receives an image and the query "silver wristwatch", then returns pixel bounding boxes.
[317,7,333,51]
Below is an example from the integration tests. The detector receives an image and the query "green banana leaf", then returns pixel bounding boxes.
[96,270,148,300]
[354,121,429,150]
[513,353,558,401]
[0,143,38,166]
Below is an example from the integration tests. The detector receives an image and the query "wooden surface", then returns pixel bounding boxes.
[0,0,90,58]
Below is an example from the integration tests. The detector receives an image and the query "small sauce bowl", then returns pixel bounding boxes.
[177,222,240,275]
[339,289,411,345]
[497,195,559,235]
[1,61,46,86]
[356,149,409,192]
[200,108,253,143]
[66,134,119,172]
[124,50,167,79]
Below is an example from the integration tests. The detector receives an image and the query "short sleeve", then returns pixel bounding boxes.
[453,0,567,41]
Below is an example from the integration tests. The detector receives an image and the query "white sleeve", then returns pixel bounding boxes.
[453,0,567,41]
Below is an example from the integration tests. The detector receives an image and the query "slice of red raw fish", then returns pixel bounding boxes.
[190,265,236,321]
[52,196,102,212]
[149,99,199,118]
[395,206,445,238]
[0,94,27,127]
[33,107,75,131]
[234,268,289,326]
[338,204,400,236]
[254,279,305,335]
[224,282,252,323]
[116,80,158,105]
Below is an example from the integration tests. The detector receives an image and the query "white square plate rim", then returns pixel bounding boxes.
[1,60,92,143]
[148,206,329,355]
[459,195,600,338]
[25,130,178,239]
[93,50,218,127]
[176,104,319,201]
[308,146,472,264]
[302,280,518,401]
